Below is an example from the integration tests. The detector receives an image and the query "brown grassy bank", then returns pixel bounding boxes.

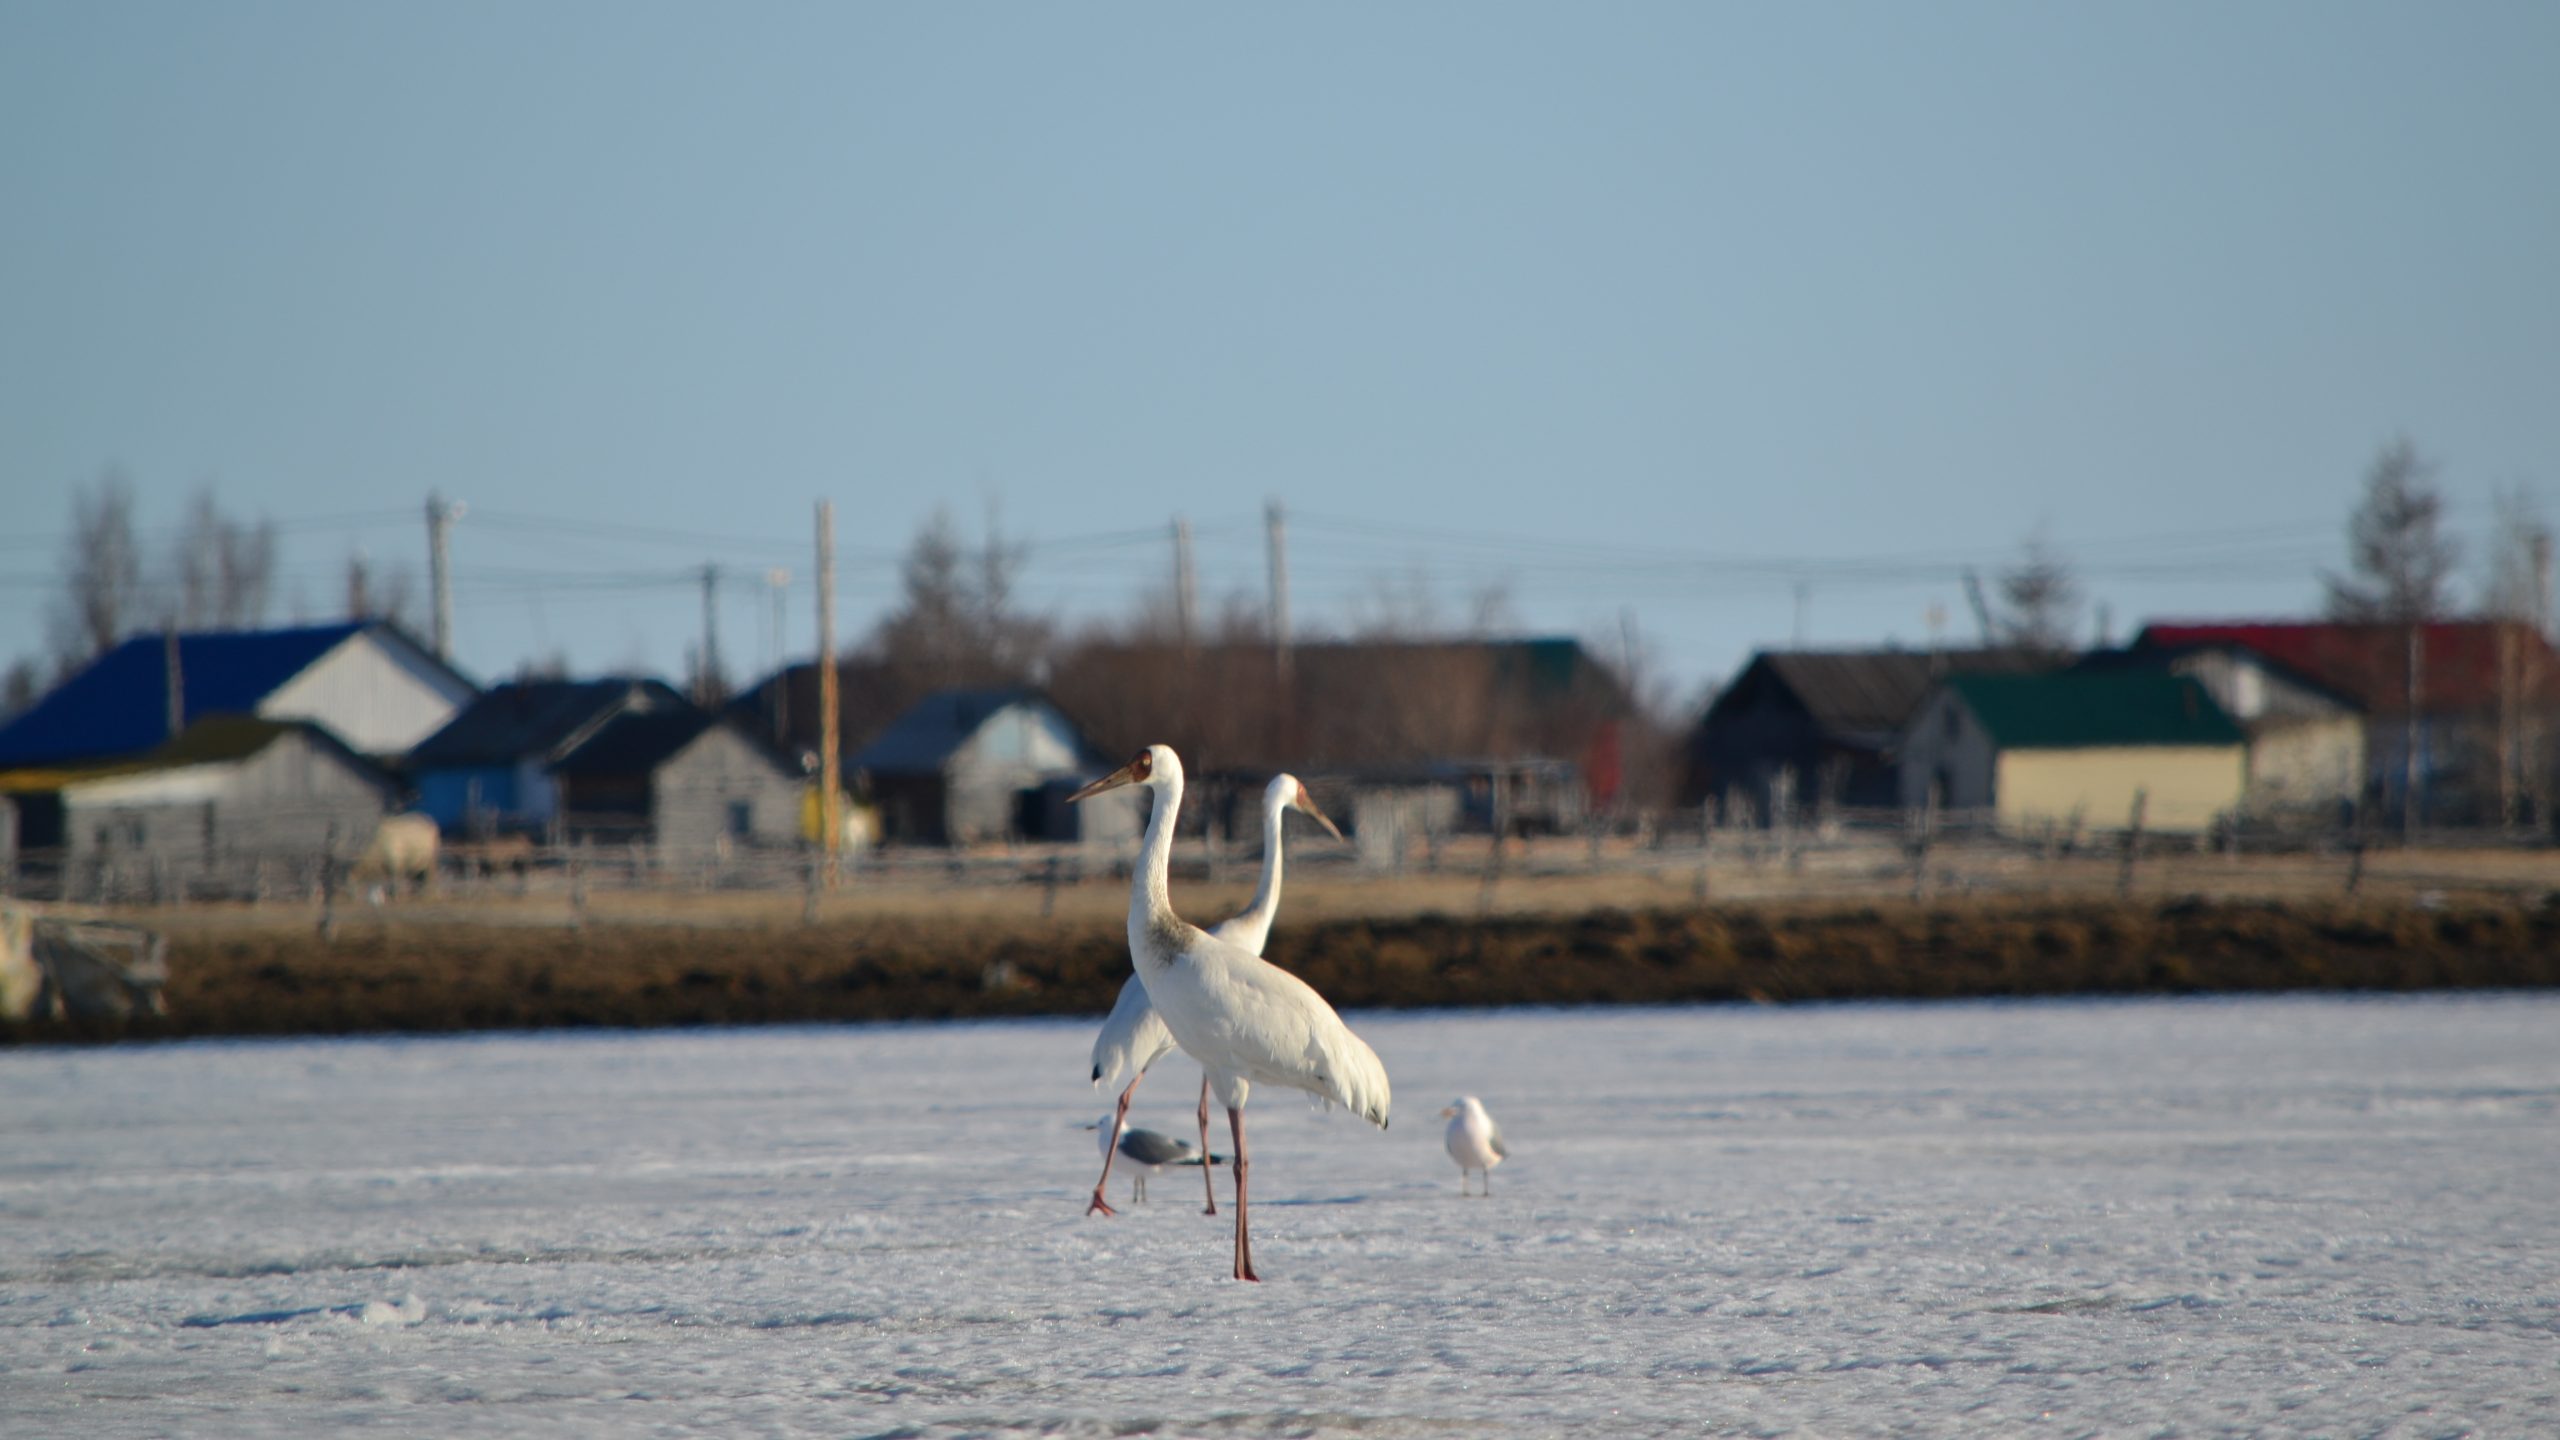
[12,894,2559,1045]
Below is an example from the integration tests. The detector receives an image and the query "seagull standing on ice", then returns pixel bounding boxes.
[1090,1119,1225,1206]
[1442,1096,1508,1195]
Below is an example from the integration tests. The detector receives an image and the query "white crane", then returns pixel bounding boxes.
[1441,1095,1509,1195]
[1089,1118,1225,1206]
[1086,772,1339,1218]
[1072,745,1390,1282]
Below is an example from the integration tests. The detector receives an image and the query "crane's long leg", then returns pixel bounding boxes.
[1228,1105,1258,1282]
[1197,1073,1218,1215]
[1086,1072,1143,1217]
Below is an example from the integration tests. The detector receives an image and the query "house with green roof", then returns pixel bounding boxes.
[1898,672,2248,834]
[0,715,402,900]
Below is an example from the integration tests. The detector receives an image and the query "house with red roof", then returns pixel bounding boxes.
[2134,620,2560,826]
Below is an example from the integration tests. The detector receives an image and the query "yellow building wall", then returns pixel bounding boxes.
[1995,746,2247,834]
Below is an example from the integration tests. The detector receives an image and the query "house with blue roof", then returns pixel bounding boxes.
[850,688,1133,846]
[0,621,477,773]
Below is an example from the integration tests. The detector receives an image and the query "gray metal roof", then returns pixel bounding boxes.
[850,688,1094,778]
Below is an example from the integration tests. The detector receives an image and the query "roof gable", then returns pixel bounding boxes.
[408,678,686,767]
[551,707,720,777]
[1711,647,2060,744]
[1944,672,2246,750]
[851,688,1094,776]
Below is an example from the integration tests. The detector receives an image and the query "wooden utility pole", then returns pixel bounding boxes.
[163,627,183,741]
[1173,514,1198,650]
[426,493,460,660]
[2403,623,2422,842]
[1267,500,1292,684]
[2118,788,2148,898]
[698,563,722,699]
[767,568,791,744]
[816,501,841,876]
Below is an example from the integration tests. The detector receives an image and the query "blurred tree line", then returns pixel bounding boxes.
[4,473,419,717]
[13,439,2549,820]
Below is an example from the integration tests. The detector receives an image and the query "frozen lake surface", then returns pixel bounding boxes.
[3,994,2555,1437]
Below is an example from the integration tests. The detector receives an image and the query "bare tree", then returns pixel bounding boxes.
[855,508,1053,716]
[2325,436,2460,622]
[44,472,148,677]
[2480,485,2553,629]
[1995,528,2084,655]
[2324,437,2461,836]
[2478,486,2556,826]
[345,551,420,632]
[168,488,277,630]
[2,658,39,719]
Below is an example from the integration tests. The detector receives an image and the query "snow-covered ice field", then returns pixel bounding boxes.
[4,994,2554,1437]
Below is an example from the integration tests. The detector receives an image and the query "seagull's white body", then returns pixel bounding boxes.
[1442,1095,1508,1196]
[1094,1120,1221,1205]
[1074,746,1388,1280]
[1085,773,1336,1218]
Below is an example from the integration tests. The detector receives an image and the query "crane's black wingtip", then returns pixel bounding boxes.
[1091,1065,1102,1082]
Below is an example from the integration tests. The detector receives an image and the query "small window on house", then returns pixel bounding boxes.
[727,800,753,838]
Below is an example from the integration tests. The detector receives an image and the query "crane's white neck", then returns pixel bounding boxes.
[1223,788,1290,954]
[1129,768,1185,961]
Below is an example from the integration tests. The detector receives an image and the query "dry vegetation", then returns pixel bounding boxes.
[11,850,2557,1044]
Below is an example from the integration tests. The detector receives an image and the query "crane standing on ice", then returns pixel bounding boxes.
[1072,745,1390,1282]
[1087,772,1341,1218]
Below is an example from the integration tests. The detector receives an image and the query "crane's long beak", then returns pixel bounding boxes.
[1293,786,1344,839]
[1068,761,1142,804]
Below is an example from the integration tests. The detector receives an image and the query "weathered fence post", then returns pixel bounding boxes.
[2118,789,2148,899]
[1042,854,1063,918]
[1910,792,1936,904]
[316,854,339,941]
[568,845,587,930]
[804,846,822,924]
[1693,797,1714,905]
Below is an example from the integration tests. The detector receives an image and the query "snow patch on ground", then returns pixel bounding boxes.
[4,994,2555,1436]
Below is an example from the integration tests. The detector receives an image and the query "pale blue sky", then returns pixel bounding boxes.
[4,2,2555,709]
